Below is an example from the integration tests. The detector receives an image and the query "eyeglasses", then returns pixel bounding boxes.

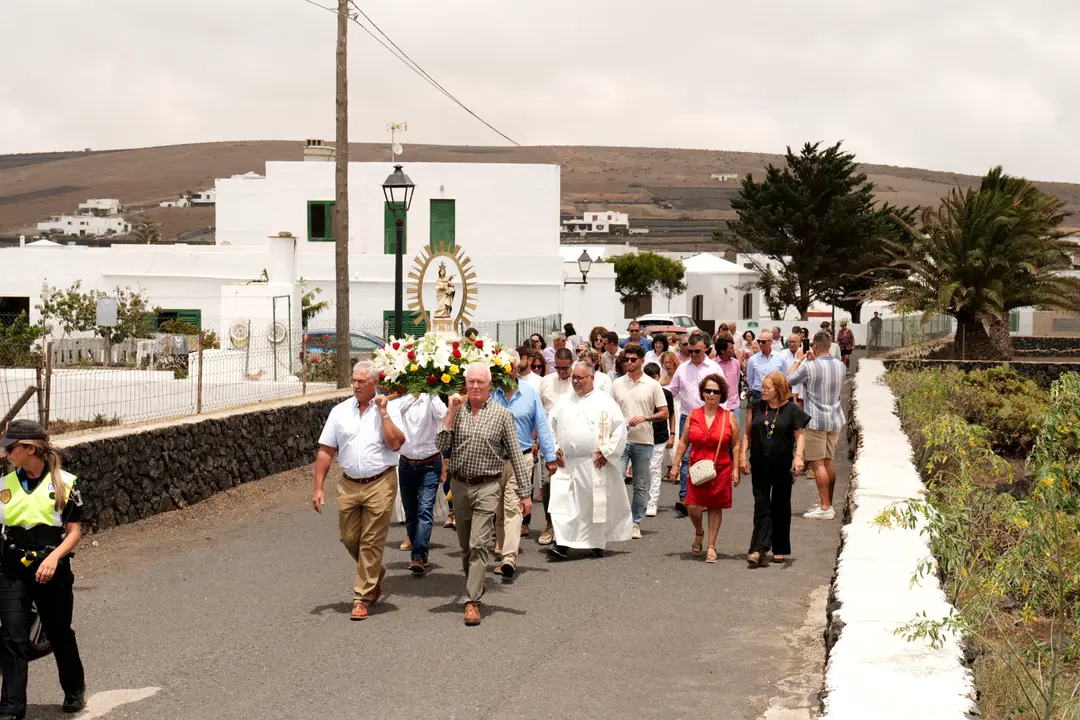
[570,375,589,382]
[688,349,703,355]
[555,365,572,372]
[701,388,722,396]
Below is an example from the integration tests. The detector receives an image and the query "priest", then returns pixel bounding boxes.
[546,361,633,559]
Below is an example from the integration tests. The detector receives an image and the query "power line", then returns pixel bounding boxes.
[300,0,550,161]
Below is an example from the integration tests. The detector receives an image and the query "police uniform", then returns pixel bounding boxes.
[0,466,85,718]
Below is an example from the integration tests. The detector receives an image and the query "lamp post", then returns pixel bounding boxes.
[564,250,593,285]
[381,164,415,339]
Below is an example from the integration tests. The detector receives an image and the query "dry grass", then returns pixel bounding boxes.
[3,141,1079,240]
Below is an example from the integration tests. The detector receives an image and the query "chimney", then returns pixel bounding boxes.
[303,139,335,162]
[19,235,25,247]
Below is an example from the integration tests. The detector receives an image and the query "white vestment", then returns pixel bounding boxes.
[548,390,632,549]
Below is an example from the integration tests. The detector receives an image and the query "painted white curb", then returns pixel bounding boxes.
[821,359,976,720]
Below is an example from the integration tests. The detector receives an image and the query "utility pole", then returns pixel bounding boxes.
[333,0,351,389]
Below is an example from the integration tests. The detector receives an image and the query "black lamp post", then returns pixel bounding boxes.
[381,164,415,338]
[564,250,593,285]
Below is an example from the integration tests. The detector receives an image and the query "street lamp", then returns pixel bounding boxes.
[564,250,593,285]
[381,164,415,339]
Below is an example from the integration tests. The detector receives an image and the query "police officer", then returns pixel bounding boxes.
[0,420,86,718]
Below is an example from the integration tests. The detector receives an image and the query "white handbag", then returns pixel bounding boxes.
[688,410,727,486]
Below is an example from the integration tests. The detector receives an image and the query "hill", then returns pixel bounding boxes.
[2,141,1078,249]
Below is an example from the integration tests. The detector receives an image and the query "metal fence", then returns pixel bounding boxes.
[865,313,953,357]
[0,312,560,436]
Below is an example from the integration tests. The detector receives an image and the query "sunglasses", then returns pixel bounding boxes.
[701,388,722,396]
[531,364,544,370]
[555,365,572,372]
[625,356,642,363]
[2,443,22,454]
[688,349,704,355]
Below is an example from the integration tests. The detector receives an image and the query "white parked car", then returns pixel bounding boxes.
[634,314,698,332]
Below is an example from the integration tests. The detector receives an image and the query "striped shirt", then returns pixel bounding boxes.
[786,355,846,431]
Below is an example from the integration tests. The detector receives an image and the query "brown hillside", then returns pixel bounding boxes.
[1,141,1078,239]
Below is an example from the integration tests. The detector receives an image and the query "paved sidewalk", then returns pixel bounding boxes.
[23,395,854,720]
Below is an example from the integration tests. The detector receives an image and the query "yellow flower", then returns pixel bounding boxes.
[449,365,460,375]
[503,361,513,373]
[410,364,418,372]
[441,373,452,384]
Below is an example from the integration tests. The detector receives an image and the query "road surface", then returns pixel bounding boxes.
[24,395,854,720]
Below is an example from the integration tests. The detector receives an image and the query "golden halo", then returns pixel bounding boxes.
[405,245,478,333]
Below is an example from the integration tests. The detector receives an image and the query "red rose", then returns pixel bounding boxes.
[453,349,462,359]
[406,344,413,350]
[378,371,386,380]
[311,356,318,363]
[452,341,460,349]
[426,375,438,386]
[493,348,501,355]
[392,342,400,350]
[407,351,416,361]
[474,340,484,349]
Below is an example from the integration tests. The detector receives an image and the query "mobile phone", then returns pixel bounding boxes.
[802,338,810,353]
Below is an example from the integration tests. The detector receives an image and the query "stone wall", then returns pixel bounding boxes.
[882,358,1080,387]
[55,392,347,531]
[1012,335,1080,356]
[820,360,976,719]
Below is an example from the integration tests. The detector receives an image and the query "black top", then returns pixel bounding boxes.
[748,400,812,466]
[652,388,675,445]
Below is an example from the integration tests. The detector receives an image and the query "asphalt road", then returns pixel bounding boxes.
[22,388,854,720]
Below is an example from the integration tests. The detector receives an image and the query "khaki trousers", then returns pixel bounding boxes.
[495,453,533,562]
[450,478,501,603]
[337,471,396,603]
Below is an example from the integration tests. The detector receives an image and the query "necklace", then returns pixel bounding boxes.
[764,404,780,440]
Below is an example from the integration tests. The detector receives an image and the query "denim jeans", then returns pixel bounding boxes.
[620,442,655,525]
[398,457,443,562]
[678,414,690,502]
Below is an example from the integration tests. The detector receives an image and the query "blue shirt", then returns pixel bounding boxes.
[492,383,557,462]
[746,350,791,391]
[619,336,652,351]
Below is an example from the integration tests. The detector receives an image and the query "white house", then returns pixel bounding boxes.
[681,252,761,327]
[190,188,216,205]
[78,198,122,215]
[561,211,630,236]
[711,173,739,182]
[37,214,131,237]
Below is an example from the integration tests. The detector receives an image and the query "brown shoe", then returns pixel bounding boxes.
[350,601,369,621]
[364,566,387,605]
[500,557,517,579]
[406,558,427,575]
[538,524,555,546]
[464,602,481,626]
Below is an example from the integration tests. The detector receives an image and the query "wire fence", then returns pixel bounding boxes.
[0,312,561,436]
[865,313,953,357]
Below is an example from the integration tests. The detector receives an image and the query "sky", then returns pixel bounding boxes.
[1,0,1078,182]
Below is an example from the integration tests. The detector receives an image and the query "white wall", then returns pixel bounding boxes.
[559,261,621,336]
[37,215,130,236]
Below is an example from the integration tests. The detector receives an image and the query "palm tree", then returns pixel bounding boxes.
[875,167,1080,360]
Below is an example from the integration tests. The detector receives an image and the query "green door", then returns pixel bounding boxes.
[383,310,429,339]
[430,199,455,252]
[384,202,408,254]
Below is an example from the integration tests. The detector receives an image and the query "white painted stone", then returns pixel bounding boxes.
[820,360,976,720]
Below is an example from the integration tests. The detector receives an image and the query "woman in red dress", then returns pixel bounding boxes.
[669,373,742,563]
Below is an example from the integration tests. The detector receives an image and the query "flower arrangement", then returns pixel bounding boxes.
[373,332,516,396]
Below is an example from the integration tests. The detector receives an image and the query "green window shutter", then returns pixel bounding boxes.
[429,199,455,252]
[384,202,408,254]
[307,201,335,242]
[1009,310,1020,332]
[383,310,428,338]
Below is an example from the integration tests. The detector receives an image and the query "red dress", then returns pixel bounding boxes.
[685,407,734,509]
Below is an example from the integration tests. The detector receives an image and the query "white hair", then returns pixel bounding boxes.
[550,331,566,344]
[464,363,492,381]
[353,361,380,382]
[504,349,520,364]
[572,361,595,376]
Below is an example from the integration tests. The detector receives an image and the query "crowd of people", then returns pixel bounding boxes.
[313,319,849,626]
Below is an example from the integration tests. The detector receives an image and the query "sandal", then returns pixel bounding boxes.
[705,547,718,563]
[747,552,760,566]
[691,532,705,556]
[444,513,456,530]
[772,555,786,564]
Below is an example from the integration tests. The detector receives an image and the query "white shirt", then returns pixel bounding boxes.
[829,342,841,360]
[390,393,447,461]
[594,371,613,395]
[540,372,573,414]
[518,371,542,395]
[643,350,661,367]
[318,396,398,479]
[778,348,804,396]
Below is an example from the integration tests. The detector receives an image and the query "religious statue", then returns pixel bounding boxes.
[434,262,456,319]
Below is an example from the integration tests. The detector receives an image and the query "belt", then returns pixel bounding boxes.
[402,452,442,467]
[345,467,394,484]
[454,473,501,486]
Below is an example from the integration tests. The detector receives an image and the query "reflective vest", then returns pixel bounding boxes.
[0,470,76,531]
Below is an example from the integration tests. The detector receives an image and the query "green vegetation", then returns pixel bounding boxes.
[37,281,157,346]
[131,220,161,244]
[612,252,687,305]
[0,312,44,367]
[880,366,1080,719]
[49,414,121,436]
[158,319,220,350]
[876,167,1080,360]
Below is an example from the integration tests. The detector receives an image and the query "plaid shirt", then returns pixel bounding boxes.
[437,398,532,497]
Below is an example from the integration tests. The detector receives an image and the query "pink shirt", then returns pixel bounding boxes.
[667,357,722,415]
[716,356,742,411]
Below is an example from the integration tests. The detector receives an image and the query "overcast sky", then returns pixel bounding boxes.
[1,0,1077,182]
